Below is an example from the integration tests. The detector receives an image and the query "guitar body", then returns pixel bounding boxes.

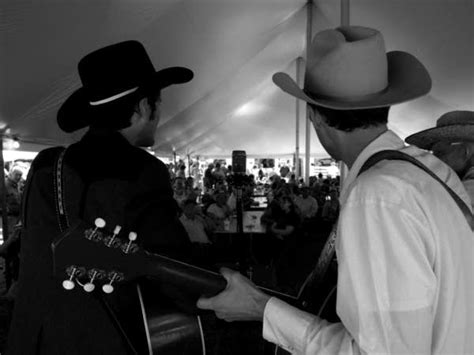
[137,283,205,355]
[138,283,267,355]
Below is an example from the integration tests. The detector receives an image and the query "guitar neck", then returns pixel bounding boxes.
[143,252,227,297]
[142,252,298,304]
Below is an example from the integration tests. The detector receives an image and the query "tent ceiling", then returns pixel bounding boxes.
[1,0,473,158]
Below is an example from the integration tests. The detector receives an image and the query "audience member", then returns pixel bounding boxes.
[203,163,215,191]
[294,186,319,221]
[4,166,23,220]
[176,163,186,179]
[213,162,226,183]
[172,177,188,206]
[180,199,214,242]
[279,163,290,178]
[321,189,340,228]
[206,191,231,230]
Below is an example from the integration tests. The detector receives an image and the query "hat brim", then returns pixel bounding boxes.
[272,51,431,110]
[58,67,193,133]
[405,125,474,150]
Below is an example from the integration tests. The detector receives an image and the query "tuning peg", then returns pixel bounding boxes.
[83,269,104,293]
[102,271,123,294]
[104,225,122,248]
[62,265,83,291]
[122,232,138,254]
[95,218,106,229]
[86,218,106,241]
[62,269,76,290]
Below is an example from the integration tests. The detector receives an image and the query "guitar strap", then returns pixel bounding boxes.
[296,149,474,315]
[359,150,473,230]
[53,147,139,355]
[297,223,337,303]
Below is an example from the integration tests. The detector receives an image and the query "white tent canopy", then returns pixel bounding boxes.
[1,0,473,159]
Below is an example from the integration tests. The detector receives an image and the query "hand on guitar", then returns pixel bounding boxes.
[196,267,271,322]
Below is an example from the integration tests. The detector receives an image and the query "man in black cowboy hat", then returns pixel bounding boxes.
[198,26,473,354]
[7,41,194,354]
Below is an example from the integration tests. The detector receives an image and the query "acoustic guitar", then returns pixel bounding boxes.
[51,219,337,354]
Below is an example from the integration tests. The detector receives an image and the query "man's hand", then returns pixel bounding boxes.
[197,267,271,322]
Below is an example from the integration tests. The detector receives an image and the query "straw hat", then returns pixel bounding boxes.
[58,40,193,133]
[272,26,431,110]
[405,111,474,150]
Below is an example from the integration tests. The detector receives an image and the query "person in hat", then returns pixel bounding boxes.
[197,26,473,354]
[406,110,474,208]
[7,41,195,354]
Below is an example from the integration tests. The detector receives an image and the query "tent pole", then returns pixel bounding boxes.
[187,154,191,177]
[0,131,12,289]
[305,0,313,186]
[338,0,350,182]
[341,0,350,26]
[295,57,303,180]
[0,132,10,244]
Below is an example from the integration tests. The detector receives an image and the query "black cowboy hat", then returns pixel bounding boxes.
[57,40,193,132]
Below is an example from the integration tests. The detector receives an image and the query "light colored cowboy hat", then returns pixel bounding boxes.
[58,40,193,133]
[405,111,474,150]
[272,26,431,110]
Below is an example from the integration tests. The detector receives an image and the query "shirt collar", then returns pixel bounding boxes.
[340,130,405,204]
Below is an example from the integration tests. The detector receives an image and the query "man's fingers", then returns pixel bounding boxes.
[196,297,213,310]
[219,266,237,283]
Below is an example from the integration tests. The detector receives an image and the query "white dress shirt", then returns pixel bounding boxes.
[263,130,474,354]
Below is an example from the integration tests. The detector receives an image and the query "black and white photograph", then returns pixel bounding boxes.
[0,0,473,354]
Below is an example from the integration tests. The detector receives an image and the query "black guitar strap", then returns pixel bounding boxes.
[53,148,139,355]
[297,223,337,301]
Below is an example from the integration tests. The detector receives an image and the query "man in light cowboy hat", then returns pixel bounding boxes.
[406,110,474,209]
[7,41,195,354]
[198,26,473,354]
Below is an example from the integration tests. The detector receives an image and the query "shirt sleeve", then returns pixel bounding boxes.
[263,297,359,354]
[262,191,436,354]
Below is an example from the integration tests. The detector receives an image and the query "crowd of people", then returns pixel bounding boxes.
[162,159,341,290]
[1,24,472,355]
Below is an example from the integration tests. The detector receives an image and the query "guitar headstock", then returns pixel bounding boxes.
[52,218,146,294]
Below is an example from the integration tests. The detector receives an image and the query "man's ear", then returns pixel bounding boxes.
[137,96,150,116]
[308,105,322,128]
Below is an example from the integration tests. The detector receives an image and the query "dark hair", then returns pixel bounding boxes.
[308,104,390,132]
[91,88,160,131]
[183,198,197,207]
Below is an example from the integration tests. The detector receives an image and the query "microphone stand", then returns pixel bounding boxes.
[234,176,256,280]
[235,180,246,275]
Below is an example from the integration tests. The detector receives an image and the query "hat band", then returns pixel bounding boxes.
[89,87,139,106]
[304,86,389,103]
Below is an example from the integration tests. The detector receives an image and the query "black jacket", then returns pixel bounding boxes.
[6,129,192,355]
